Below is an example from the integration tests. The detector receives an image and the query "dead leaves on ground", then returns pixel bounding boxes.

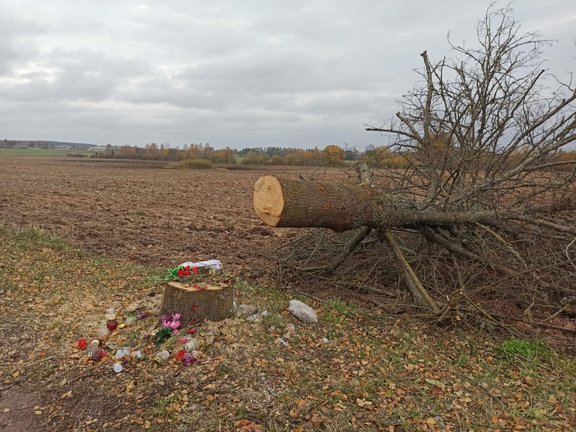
[1,226,575,431]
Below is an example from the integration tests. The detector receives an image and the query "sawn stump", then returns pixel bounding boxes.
[160,281,234,323]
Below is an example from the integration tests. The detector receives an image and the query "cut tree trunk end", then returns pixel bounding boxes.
[253,175,377,232]
[160,282,234,323]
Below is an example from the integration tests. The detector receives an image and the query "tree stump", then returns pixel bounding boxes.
[160,281,234,323]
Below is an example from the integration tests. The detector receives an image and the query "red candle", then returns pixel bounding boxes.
[106,319,118,332]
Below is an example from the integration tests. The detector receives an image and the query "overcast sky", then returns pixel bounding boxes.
[0,0,574,149]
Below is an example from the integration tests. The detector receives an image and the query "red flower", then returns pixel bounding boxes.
[77,338,87,350]
[176,349,186,361]
[187,328,197,335]
[192,266,198,274]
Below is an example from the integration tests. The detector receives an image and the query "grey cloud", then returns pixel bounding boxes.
[0,50,148,102]
[0,0,574,148]
[0,13,45,74]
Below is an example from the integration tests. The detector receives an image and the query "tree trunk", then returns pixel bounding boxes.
[253,175,378,232]
[160,282,234,323]
[253,175,570,231]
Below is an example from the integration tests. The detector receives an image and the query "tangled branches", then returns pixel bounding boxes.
[263,6,576,334]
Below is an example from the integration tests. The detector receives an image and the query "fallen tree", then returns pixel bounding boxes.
[253,175,576,232]
[252,6,576,331]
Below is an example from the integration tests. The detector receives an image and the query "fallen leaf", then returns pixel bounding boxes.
[356,398,373,408]
[311,413,324,426]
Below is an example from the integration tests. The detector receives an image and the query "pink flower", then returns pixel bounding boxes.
[182,353,197,366]
[161,313,182,333]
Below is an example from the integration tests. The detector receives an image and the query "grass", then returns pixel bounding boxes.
[0,148,92,157]
[1,224,575,431]
[498,338,552,362]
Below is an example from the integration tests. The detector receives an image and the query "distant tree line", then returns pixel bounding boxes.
[90,142,576,169]
[4,138,574,169]
[91,143,368,167]
[90,142,427,168]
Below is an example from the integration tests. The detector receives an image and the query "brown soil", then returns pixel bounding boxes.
[0,157,308,280]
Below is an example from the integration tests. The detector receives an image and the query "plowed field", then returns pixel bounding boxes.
[0,156,307,281]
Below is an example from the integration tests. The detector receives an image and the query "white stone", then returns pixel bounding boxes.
[184,339,199,352]
[236,304,258,318]
[288,300,318,324]
[155,350,170,363]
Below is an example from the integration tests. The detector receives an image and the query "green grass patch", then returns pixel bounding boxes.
[4,225,68,251]
[497,338,551,362]
[0,148,91,157]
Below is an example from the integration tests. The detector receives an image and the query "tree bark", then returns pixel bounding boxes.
[253,175,377,232]
[253,175,574,231]
[160,282,234,323]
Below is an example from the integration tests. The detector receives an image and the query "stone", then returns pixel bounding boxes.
[236,304,258,318]
[288,300,318,324]
[184,339,199,352]
[205,335,215,346]
[247,309,269,322]
[155,350,170,363]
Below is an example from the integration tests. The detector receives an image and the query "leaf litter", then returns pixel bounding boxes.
[0,225,575,431]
